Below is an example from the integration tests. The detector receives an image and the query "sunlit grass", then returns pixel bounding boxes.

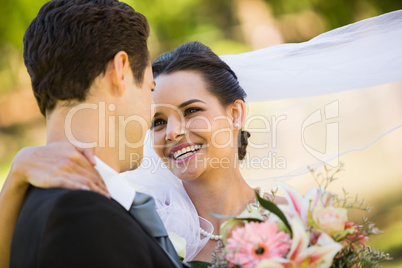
[380,260,402,268]
[370,218,402,252]
[0,161,12,190]
[369,219,402,267]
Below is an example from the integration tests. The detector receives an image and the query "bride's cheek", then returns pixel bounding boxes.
[187,116,211,134]
[209,122,233,149]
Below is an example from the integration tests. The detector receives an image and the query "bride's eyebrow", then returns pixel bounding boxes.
[178,99,206,109]
[153,112,162,118]
[152,99,206,119]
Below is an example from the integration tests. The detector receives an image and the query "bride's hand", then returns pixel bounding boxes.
[9,142,110,198]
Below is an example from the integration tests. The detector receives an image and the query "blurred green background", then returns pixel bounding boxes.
[0,0,401,266]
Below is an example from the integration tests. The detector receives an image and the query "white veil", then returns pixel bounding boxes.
[220,9,402,185]
[123,10,402,262]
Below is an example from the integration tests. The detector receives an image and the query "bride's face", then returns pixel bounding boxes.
[151,70,238,181]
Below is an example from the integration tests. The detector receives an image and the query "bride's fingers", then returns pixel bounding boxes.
[75,146,97,167]
[67,147,107,189]
[50,173,111,198]
[25,153,110,197]
[15,143,109,197]
[59,160,109,197]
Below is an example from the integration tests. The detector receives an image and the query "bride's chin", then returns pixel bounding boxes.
[173,167,202,182]
[167,154,206,179]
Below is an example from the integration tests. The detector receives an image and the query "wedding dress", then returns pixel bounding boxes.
[122,10,402,262]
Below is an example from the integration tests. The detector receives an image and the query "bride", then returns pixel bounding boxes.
[144,41,277,260]
[1,9,401,265]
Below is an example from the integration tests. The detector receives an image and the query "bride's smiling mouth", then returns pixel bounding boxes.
[168,143,203,163]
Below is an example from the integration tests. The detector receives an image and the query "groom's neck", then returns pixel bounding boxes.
[46,105,121,172]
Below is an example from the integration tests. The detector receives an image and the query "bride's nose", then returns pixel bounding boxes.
[165,118,185,142]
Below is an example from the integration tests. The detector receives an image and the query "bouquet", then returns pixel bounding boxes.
[207,165,391,268]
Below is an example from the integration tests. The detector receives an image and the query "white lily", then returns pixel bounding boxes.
[276,182,333,226]
[286,218,342,268]
[256,257,288,268]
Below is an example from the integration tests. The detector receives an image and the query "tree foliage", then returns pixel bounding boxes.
[0,0,401,88]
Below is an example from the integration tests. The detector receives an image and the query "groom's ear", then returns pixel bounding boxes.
[229,99,246,129]
[111,51,130,96]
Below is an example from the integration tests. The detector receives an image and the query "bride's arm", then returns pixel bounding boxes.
[0,164,28,268]
[0,142,108,267]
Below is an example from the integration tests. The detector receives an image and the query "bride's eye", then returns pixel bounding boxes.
[151,118,166,129]
[184,107,202,116]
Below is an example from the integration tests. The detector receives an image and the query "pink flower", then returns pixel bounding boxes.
[312,206,347,236]
[225,221,291,268]
[344,222,369,248]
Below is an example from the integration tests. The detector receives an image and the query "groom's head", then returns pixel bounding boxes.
[24,0,150,116]
[24,0,155,171]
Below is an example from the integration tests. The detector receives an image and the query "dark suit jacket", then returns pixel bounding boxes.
[10,187,180,268]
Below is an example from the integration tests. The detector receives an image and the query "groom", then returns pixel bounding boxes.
[10,0,184,267]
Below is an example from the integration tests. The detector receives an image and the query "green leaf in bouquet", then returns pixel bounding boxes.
[230,217,263,222]
[332,226,355,241]
[254,190,292,236]
[187,260,211,268]
[208,211,263,222]
[207,212,235,219]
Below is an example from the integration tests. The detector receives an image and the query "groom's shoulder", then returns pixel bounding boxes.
[14,186,138,249]
[22,186,123,217]
[12,189,176,267]
[24,186,108,208]
[16,186,129,232]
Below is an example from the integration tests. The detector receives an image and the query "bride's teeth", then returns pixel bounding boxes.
[175,150,180,158]
[177,151,192,160]
[177,153,187,160]
[172,144,202,160]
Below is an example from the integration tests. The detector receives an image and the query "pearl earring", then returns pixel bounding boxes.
[234,123,240,128]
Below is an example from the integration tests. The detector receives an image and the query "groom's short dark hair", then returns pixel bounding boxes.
[24,0,150,116]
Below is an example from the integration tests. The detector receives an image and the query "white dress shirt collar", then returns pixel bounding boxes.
[94,156,136,211]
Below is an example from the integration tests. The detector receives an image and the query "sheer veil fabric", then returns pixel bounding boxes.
[123,10,402,262]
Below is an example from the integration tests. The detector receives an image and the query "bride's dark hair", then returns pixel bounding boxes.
[152,41,251,160]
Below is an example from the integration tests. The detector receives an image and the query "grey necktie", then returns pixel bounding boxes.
[129,192,184,268]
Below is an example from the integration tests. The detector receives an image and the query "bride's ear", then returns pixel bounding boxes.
[230,99,246,129]
[111,51,130,96]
